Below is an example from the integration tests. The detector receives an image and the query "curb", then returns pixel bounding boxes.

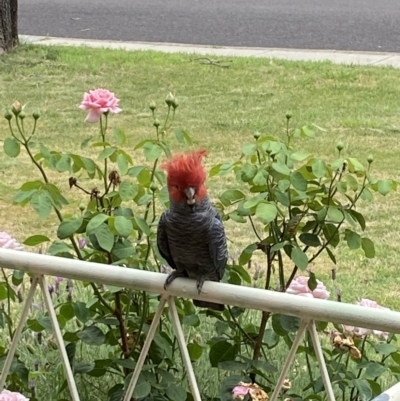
[20,35,400,68]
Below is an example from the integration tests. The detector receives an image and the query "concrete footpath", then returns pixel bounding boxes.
[20,35,400,69]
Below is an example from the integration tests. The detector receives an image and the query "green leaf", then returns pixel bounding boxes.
[349,210,366,230]
[73,302,90,323]
[166,384,187,401]
[134,217,151,236]
[30,190,53,219]
[323,224,340,248]
[361,237,375,258]
[114,216,133,237]
[187,343,203,362]
[56,154,71,173]
[253,171,266,186]
[133,382,151,399]
[290,172,307,191]
[312,159,327,178]
[360,187,373,201]
[94,224,114,252]
[345,175,359,191]
[23,235,50,246]
[272,162,290,176]
[239,244,258,265]
[325,247,337,264]
[240,163,257,182]
[57,218,84,240]
[242,143,257,155]
[117,153,129,175]
[346,230,361,250]
[374,343,397,356]
[119,181,138,201]
[174,128,192,144]
[327,207,344,223]
[218,361,249,371]
[301,125,315,138]
[365,363,387,380]
[59,303,75,320]
[182,314,200,327]
[348,157,365,173]
[352,379,372,401]
[377,179,392,196]
[144,142,162,161]
[12,270,25,286]
[291,247,308,270]
[308,272,317,291]
[4,137,20,158]
[98,147,117,161]
[86,213,109,234]
[291,151,310,162]
[255,203,277,224]
[77,326,105,346]
[299,233,321,247]
[114,128,126,145]
[209,341,236,368]
[219,189,246,207]
[48,241,72,255]
[280,315,301,332]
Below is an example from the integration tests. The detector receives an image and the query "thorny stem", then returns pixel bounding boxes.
[100,115,109,194]
[250,248,274,382]
[1,268,13,339]
[115,292,129,360]
[349,336,368,400]
[249,216,262,242]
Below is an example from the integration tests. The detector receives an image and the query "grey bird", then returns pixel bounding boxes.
[157,150,228,311]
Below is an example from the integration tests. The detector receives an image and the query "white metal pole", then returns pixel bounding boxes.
[308,321,336,401]
[0,276,39,391]
[0,248,399,334]
[39,275,80,401]
[168,297,202,401]
[123,296,168,401]
[269,320,308,401]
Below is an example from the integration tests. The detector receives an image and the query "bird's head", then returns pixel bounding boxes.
[162,149,208,205]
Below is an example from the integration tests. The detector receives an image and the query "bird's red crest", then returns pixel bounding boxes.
[162,149,208,202]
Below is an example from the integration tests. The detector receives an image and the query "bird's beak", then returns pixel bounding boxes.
[184,187,196,205]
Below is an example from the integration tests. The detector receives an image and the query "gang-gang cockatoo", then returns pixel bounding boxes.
[157,149,228,311]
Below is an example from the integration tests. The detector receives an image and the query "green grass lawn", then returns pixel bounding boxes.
[1,44,400,307]
[1,43,400,399]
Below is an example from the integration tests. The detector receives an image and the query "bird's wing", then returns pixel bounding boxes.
[209,211,228,280]
[157,212,178,270]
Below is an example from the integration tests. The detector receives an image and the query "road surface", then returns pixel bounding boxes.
[19,0,400,52]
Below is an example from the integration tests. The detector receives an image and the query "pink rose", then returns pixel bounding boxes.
[286,276,330,299]
[0,232,23,251]
[79,88,122,123]
[232,385,249,399]
[343,298,390,340]
[0,389,29,401]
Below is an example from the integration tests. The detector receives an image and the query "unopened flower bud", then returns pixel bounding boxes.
[37,332,42,345]
[4,110,13,121]
[171,98,179,109]
[367,155,374,164]
[12,101,21,115]
[32,110,40,120]
[153,119,161,128]
[165,92,175,107]
[78,238,86,249]
[285,111,293,120]
[150,183,158,192]
[79,203,85,211]
[48,284,54,296]
[253,131,261,140]
[18,111,26,120]
[149,101,156,111]
[336,142,344,152]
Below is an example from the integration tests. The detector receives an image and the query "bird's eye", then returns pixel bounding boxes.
[174,185,180,190]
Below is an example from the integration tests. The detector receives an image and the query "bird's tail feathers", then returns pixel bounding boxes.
[193,299,224,311]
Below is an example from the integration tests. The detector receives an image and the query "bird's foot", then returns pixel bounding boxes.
[196,277,205,295]
[164,271,187,290]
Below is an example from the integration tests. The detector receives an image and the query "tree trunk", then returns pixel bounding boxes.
[0,0,18,53]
